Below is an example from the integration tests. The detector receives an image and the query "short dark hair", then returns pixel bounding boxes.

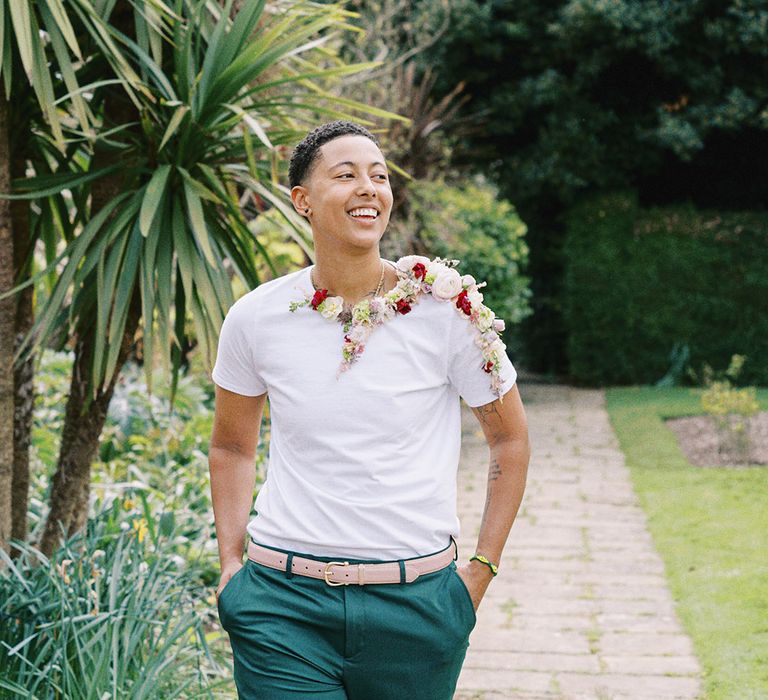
[288,120,380,188]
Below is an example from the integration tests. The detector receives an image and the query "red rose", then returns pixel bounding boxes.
[311,289,328,309]
[396,298,412,314]
[456,289,472,315]
[412,262,427,280]
[483,360,494,373]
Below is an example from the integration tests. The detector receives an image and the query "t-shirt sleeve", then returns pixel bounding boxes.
[447,309,517,408]
[211,302,267,396]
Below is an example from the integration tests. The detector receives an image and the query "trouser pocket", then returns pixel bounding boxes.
[216,562,249,629]
[448,562,477,633]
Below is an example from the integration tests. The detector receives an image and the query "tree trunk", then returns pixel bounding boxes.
[38,290,141,557]
[11,145,35,556]
[0,93,17,560]
[38,0,143,556]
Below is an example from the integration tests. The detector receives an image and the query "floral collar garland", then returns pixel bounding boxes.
[288,255,509,402]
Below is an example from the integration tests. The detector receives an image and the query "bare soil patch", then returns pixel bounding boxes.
[665,411,768,467]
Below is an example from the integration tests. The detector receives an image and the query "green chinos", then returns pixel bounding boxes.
[217,539,477,699]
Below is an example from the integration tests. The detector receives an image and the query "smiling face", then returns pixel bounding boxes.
[291,135,393,253]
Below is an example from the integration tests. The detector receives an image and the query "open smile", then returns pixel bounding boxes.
[346,207,380,223]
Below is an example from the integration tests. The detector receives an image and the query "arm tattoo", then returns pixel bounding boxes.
[473,400,504,444]
[489,456,502,481]
[474,401,502,427]
[480,457,503,529]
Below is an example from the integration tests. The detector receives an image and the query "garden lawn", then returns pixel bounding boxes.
[605,387,768,700]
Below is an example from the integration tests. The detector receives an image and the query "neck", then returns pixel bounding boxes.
[311,247,391,305]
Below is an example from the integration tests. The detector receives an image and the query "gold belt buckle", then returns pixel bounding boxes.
[324,561,350,586]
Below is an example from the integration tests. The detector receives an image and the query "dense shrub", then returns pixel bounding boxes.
[0,506,218,698]
[410,178,532,358]
[26,351,269,589]
[563,192,768,386]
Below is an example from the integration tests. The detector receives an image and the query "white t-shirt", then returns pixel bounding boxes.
[211,261,517,559]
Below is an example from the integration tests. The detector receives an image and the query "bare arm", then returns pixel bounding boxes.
[458,383,530,608]
[209,385,267,595]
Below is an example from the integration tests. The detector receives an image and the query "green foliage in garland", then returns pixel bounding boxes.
[563,192,768,386]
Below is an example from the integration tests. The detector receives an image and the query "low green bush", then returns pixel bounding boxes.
[563,191,768,385]
[410,177,533,357]
[0,504,221,699]
[27,351,269,588]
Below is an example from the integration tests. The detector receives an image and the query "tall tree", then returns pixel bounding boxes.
[0,0,100,557]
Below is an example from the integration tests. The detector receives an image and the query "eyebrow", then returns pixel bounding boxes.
[327,160,387,171]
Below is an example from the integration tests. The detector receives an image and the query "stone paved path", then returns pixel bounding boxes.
[453,384,704,700]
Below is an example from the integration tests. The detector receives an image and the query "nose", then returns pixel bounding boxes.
[356,174,377,197]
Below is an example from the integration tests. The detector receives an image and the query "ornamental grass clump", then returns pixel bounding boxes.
[0,507,217,699]
[698,355,760,463]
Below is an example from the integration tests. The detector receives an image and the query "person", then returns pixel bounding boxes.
[208,120,530,699]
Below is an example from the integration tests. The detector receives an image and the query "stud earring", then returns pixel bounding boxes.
[304,208,311,216]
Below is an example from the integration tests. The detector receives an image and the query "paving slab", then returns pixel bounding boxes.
[453,384,704,700]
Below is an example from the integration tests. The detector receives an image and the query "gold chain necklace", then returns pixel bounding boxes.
[310,260,386,301]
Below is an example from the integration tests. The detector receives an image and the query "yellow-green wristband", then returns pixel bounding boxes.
[470,554,499,576]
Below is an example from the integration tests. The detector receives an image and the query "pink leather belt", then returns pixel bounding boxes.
[247,539,457,586]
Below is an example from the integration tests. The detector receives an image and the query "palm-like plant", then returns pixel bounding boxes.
[0,0,118,558]
[3,0,406,557]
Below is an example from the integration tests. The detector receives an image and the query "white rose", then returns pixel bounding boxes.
[493,318,505,332]
[319,296,344,320]
[461,274,476,287]
[431,268,463,300]
[396,255,431,275]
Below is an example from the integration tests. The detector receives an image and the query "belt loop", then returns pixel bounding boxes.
[451,536,458,561]
[285,553,294,579]
[398,559,406,584]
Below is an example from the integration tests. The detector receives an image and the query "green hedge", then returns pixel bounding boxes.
[563,192,768,386]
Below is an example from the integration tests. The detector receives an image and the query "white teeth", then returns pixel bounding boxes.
[348,208,378,218]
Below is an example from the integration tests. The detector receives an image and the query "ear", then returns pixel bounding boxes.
[290,185,311,218]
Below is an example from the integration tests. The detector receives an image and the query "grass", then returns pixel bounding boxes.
[605,386,768,700]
